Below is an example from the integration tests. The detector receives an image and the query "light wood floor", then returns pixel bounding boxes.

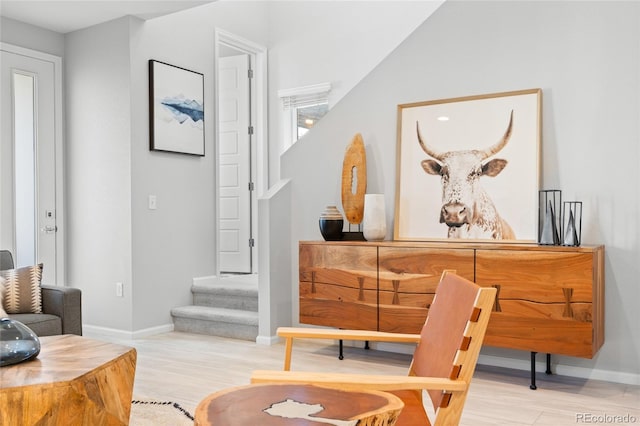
[108,331,639,425]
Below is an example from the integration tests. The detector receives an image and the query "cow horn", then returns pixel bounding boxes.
[416,121,444,160]
[480,110,514,159]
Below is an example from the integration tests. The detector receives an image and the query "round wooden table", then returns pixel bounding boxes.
[195,383,404,425]
[0,334,137,425]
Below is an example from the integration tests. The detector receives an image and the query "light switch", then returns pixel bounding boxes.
[148,195,157,210]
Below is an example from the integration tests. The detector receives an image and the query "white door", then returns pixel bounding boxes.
[1,46,60,285]
[218,54,253,273]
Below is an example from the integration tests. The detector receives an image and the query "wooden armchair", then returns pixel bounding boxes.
[251,271,496,426]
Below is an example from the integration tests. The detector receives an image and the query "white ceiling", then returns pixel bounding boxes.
[0,1,215,34]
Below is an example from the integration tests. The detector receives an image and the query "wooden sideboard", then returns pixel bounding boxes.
[299,240,604,359]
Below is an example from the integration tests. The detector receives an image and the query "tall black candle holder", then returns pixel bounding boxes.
[538,190,561,245]
[562,201,582,246]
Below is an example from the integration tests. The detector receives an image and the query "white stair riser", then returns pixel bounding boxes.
[193,292,258,311]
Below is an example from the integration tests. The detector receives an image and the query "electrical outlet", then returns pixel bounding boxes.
[116,282,123,297]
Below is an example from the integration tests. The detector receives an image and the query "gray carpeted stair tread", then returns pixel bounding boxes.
[191,282,258,296]
[172,277,259,341]
[171,305,258,325]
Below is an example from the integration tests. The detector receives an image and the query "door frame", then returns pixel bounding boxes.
[214,29,267,276]
[0,42,65,285]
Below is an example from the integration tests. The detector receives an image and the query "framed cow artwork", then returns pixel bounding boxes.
[394,88,541,242]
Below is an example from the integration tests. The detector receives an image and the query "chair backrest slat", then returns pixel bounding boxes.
[410,270,496,423]
[434,286,496,425]
[412,271,481,410]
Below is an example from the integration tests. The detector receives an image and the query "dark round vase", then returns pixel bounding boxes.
[0,318,41,367]
[319,205,344,241]
[319,218,344,241]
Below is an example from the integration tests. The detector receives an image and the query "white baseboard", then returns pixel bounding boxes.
[83,323,174,341]
[477,354,640,386]
[256,334,280,345]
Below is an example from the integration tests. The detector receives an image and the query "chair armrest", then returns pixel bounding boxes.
[251,370,467,393]
[278,327,421,343]
[41,285,82,335]
[277,327,420,371]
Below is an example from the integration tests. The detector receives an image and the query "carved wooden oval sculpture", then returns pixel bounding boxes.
[341,133,367,224]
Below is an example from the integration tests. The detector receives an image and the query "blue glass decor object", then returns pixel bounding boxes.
[0,318,41,367]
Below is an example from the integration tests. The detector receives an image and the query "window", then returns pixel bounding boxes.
[13,72,37,266]
[278,82,331,149]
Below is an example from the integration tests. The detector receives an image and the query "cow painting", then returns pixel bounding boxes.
[416,111,515,240]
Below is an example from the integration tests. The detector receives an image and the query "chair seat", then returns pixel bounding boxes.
[389,389,431,426]
[8,313,62,336]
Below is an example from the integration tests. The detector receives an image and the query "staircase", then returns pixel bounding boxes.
[171,274,259,341]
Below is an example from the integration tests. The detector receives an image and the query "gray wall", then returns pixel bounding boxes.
[62,6,270,334]
[65,17,135,331]
[129,5,268,331]
[0,16,64,57]
[57,1,435,334]
[258,179,292,343]
[266,1,444,185]
[282,1,640,381]
[0,1,439,336]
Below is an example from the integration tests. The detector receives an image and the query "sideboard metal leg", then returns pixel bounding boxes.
[530,351,537,390]
[365,341,370,350]
[339,339,344,360]
[546,353,552,375]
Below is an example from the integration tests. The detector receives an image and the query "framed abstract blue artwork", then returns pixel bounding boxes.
[149,60,205,156]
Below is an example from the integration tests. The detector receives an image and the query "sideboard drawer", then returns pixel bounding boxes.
[475,248,604,357]
[378,247,474,333]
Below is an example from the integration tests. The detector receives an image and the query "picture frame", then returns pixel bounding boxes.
[394,88,541,242]
[149,60,205,156]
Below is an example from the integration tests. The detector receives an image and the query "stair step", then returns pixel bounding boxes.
[171,306,258,341]
[172,305,258,325]
[192,281,258,296]
[191,282,258,311]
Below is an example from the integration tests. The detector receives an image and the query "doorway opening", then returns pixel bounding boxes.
[215,30,267,276]
[0,43,64,285]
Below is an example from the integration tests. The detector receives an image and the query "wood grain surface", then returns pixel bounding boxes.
[341,133,367,224]
[195,383,403,426]
[0,334,137,425]
[299,241,604,358]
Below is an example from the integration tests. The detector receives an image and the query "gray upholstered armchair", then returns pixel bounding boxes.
[0,250,82,336]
